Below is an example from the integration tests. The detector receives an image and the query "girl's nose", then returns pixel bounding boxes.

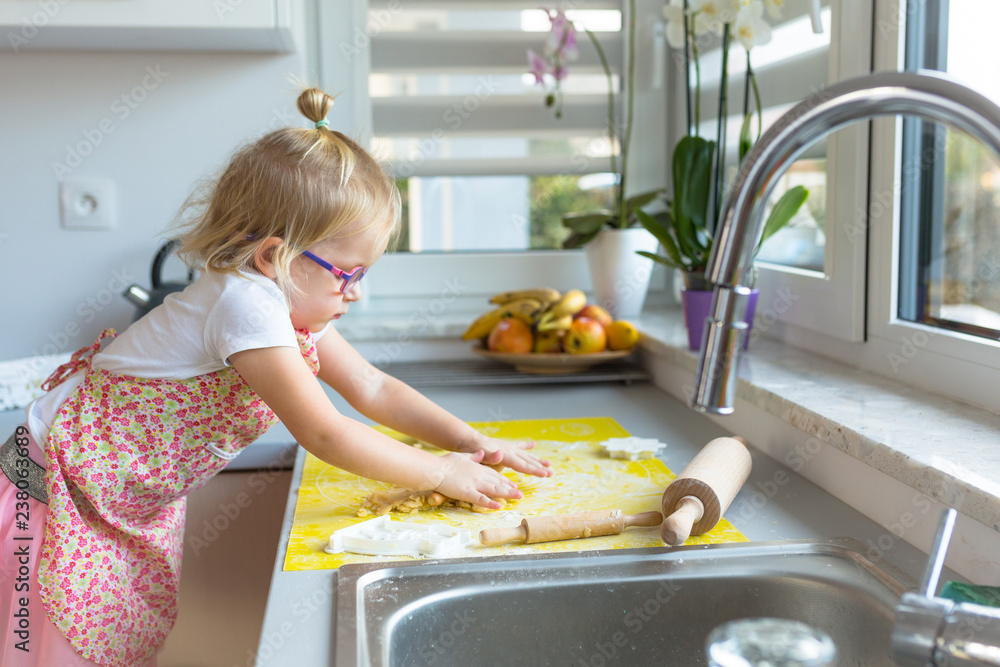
[343,280,362,301]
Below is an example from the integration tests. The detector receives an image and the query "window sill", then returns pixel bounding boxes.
[339,306,1000,529]
[633,308,1000,577]
[339,304,1000,578]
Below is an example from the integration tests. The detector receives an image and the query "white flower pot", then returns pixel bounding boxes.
[585,228,659,319]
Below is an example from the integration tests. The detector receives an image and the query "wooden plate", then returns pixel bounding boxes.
[472,345,633,374]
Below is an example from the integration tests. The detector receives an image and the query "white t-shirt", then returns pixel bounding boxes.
[27,270,329,444]
[93,269,315,379]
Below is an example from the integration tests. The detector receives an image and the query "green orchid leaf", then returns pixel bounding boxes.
[636,250,684,269]
[562,229,602,249]
[624,189,664,218]
[738,112,753,163]
[636,209,684,268]
[672,135,715,262]
[757,185,809,254]
[561,210,614,235]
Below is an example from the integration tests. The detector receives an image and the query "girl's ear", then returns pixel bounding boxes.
[253,237,285,279]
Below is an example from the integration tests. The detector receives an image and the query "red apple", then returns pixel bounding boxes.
[576,304,613,329]
[563,317,607,354]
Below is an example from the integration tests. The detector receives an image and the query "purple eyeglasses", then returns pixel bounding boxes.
[301,250,367,292]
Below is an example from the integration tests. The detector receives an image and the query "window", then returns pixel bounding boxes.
[712,0,872,342]
[861,0,1000,413]
[693,7,832,272]
[320,0,668,309]
[899,0,1000,341]
[368,1,625,252]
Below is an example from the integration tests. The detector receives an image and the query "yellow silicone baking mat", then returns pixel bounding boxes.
[283,417,747,571]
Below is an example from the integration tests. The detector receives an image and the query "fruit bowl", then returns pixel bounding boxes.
[472,345,633,374]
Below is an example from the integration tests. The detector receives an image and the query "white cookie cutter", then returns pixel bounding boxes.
[325,516,474,557]
[598,437,667,460]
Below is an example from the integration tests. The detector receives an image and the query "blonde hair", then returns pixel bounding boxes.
[174,87,400,299]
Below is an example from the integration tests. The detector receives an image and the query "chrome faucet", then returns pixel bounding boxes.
[691,70,1000,414]
[892,508,1000,666]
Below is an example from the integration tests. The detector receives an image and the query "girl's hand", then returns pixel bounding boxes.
[434,451,523,510]
[466,436,554,478]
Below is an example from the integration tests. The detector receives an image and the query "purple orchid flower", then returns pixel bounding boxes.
[545,8,579,61]
[527,49,548,85]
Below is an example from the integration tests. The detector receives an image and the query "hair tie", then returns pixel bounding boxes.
[315,119,329,129]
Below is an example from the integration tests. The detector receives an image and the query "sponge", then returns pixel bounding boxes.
[940,581,1000,608]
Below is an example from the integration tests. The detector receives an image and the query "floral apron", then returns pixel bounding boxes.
[36,328,319,667]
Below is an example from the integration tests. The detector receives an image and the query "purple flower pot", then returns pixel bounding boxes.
[681,288,759,351]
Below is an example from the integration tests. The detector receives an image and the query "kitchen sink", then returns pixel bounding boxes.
[334,538,915,666]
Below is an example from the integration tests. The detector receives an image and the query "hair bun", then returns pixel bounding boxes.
[297,87,336,127]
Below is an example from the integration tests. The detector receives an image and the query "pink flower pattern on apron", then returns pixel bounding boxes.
[37,328,319,667]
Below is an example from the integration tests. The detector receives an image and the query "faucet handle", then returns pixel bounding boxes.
[891,508,958,666]
[920,507,958,598]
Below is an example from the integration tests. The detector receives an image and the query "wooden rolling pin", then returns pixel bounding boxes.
[660,436,752,546]
[479,510,664,546]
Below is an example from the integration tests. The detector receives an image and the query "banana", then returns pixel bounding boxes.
[461,307,506,340]
[489,287,561,307]
[549,289,587,318]
[501,298,544,325]
[536,312,573,332]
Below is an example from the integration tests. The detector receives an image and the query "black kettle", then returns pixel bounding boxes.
[122,240,196,321]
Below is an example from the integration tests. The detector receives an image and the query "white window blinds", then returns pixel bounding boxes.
[367,0,624,178]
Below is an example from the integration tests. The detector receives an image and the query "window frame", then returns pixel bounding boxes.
[747,0,871,344]
[321,0,669,306]
[323,0,1000,414]
[749,0,1000,414]
[862,0,1000,413]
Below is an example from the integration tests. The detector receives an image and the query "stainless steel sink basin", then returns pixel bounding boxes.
[334,538,915,666]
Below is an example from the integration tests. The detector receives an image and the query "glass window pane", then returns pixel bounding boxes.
[696,9,831,271]
[755,159,827,273]
[396,174,614,252]
[370,3,625,252]
[900,0,1000,340]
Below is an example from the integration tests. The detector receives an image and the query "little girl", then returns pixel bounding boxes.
[0,87,551,667]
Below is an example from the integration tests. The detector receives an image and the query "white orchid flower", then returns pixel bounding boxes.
[691,0,741,37]
[762,0,785,19]
[663,0,688,49]
[735,0,773,50]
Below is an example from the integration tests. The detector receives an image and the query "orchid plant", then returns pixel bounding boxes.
[636,0,810,286]
[528,2,665,249]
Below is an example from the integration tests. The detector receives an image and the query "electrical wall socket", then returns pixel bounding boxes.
[60,177,117,230]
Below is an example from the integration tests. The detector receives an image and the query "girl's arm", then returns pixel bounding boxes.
[314,328,552,478]
[229,345,521,508]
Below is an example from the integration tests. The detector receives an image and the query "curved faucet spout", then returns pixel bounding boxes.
[692,70,1000,414]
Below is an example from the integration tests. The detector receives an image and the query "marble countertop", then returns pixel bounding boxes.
[3,304,996,537]
[334,306,1000,539]
[256,382,931,666]
[633,310,1000,536]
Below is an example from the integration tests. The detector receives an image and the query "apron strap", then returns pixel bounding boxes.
[0,427,48,504]
[41,328,117,392]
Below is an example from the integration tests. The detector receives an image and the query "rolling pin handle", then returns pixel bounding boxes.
[627,511,665,528]
[660,495,705,546]
[479,524,528,546]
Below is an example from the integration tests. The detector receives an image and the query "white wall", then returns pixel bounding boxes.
[0,0,362,360]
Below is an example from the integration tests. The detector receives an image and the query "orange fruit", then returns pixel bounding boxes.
[606,320,639,351]
[605,320,639,350]
[487,317,533,354]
